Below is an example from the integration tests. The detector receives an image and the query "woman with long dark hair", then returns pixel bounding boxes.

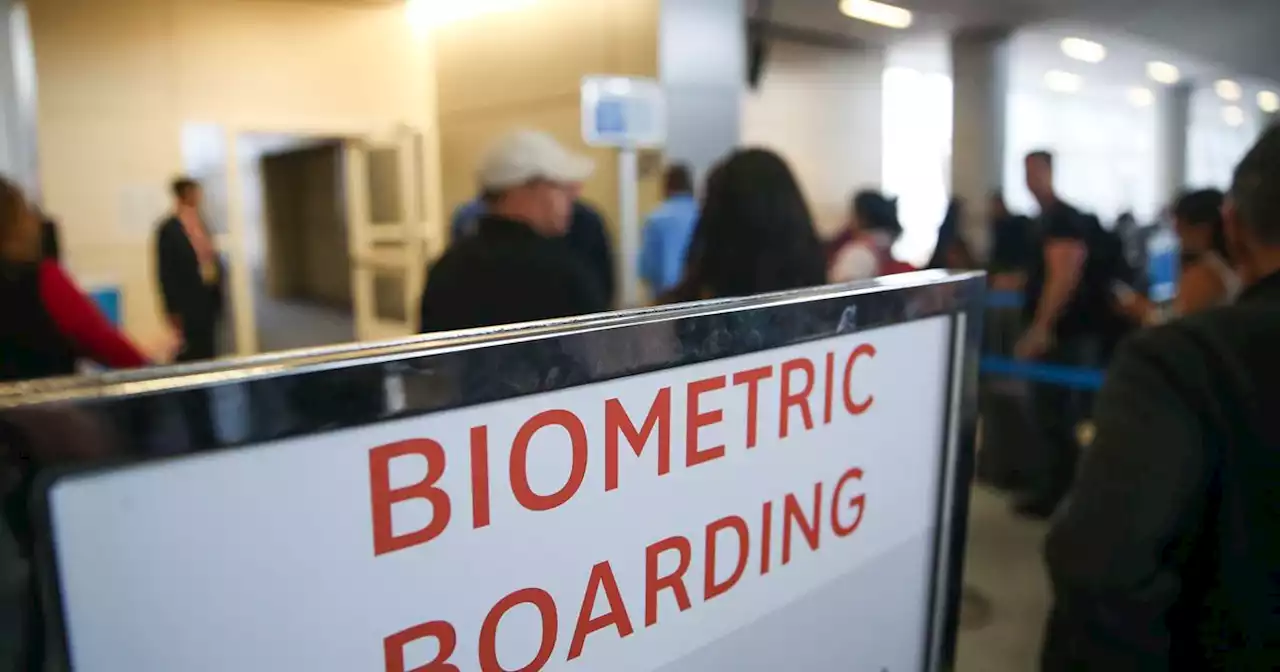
[1119,188,1238,324]
[0,177,150,381]
[828,189,915,282]
[927,198,975,270]
[668,148,825,301]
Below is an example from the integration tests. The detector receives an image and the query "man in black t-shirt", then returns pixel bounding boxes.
[1015,150,1101,518]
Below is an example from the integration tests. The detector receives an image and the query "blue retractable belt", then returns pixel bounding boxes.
[981,289,1105,390]
[985,289,1023,310]
[980,356,1105,391]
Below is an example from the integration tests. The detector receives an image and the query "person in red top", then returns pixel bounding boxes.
[0,177,148,382]
[827,190,916,282]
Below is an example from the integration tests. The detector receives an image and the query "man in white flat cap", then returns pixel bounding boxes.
[419,130,608,332]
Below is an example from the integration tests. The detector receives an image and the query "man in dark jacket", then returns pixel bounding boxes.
[1043,125,1280,670]
[419,131,607,333]
[449,193,615,305]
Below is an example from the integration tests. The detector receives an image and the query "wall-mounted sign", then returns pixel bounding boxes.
[581,76,667,149]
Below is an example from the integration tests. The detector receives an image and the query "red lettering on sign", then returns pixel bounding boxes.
[760,500,774,576]
[510,410,588,512]
[604,388,671,492]
[645,535,692,627]
[783,483,823,564]
[686,376,726,468]
[384,620,460,672]
[732,365,773,448]
[779,358,816,438]
[568,561,635,660]
[704,515,750,601]
[832,467,867,537]
[843,344,876,415]
[479,588,558,672]
[471,426,491,529]
[370,439,452,557]
[823,352,835,425]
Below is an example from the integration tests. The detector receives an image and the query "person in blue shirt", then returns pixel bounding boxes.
[450,193,490,242]
[639,164,699,296]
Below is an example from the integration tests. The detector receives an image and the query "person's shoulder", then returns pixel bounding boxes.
[572,200,607,229]
[427,239,482,281]
[156,215,183,237]
[1043,201,1088,238]
[647,198,697,227]
[1120,303,1263,382]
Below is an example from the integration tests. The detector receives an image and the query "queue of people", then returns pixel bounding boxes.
[2,116,1279,670]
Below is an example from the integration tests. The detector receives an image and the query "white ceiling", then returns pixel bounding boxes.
[756,0,1280,84]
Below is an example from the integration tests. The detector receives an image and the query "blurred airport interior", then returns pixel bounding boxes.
[2,0,1280,669]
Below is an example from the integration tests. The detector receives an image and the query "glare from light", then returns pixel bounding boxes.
[1060,37,1106,64]
[405,0,536,30]
[1223,105,1245,127]
[839,0,914,29]
[1146,61,1181,85]
[1259,90,1280,114]
[884,66,922,85]
[1215,79,1243,102]
[1044,70,1083,94]
[1126,87,1155,108]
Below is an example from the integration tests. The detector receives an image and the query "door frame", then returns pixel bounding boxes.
[216,119,442,356]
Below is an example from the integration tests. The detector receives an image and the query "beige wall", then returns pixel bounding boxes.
[741,41,885,239]
[433,0,664,247]
[30,0,437,349]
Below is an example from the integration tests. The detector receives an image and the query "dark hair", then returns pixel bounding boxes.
[664,164,693,197]
[673,148,824,301]
[1174,188,1227,258]
[852,190,903,239]
[928,198,965,269]
[171,177,199,200]
[1025,150,1054,169]
[0,176,32,261]
[1231,124,1280,246]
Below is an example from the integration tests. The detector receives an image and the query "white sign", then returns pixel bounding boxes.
[580,76,666,148]
[48,317,953,671]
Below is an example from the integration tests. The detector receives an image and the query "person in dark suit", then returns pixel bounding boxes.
[155,177,224,362]
[1043,125,1280,670]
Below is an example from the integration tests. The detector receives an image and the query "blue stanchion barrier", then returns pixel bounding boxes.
[979,356,1105,391]
[87,286,122,328]
[981,287,1109,389]
[985,289,1023,310]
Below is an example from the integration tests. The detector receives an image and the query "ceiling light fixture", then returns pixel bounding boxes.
[839,0,914,29]
[1259,90,1280,114]
[1060,37,1106,64]
[1215,79,1243,102]
[1044,70,1083,94]
[1223,105,1245,127]
[1127,87,1155,107]
[1146,61,1180,85]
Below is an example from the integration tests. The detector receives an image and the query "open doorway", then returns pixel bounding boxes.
[238,133,356,353]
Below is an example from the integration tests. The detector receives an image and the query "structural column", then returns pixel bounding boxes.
[1156,82,1192,208]
[0,1,39,197]
[950,27,1011,260]
[659,0,745,182]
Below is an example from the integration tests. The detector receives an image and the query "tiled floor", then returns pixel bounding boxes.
[955,486,1052,671]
